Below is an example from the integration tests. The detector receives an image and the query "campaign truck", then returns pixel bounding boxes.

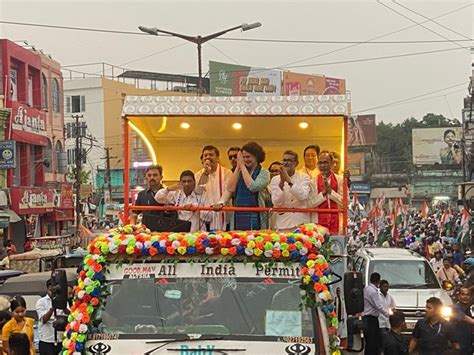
[63,94,356,354]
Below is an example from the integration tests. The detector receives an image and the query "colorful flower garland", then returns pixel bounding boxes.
[63,223,340,355]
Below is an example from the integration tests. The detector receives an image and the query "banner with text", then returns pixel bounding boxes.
[209,61,281,96]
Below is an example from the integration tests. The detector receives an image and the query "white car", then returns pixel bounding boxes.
[352,247,452,333]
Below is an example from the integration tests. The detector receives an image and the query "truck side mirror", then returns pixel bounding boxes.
[344,271,364,315]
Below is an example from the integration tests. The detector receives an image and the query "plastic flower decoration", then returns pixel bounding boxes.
[63,223,340,354]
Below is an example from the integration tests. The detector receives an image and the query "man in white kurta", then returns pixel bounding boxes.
[270,150,311,232]
[195,145,232,231]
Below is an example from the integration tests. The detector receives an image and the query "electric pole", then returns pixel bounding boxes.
[71,114,84,238]
[102,147,117,203]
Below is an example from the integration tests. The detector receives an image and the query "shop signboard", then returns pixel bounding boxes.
[10,187,58,214]
[10,102,48,146]
[0,140,16,168]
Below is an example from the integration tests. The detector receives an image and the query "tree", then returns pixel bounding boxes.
[66,166,91,184]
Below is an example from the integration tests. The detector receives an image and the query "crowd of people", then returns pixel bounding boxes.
[131,143,348,234]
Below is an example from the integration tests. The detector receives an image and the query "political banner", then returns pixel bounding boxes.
[412,127,463,165]
[348,114,376,146]
[209,61,281,96]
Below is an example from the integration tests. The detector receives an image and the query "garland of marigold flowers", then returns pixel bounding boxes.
[62,223,341,355]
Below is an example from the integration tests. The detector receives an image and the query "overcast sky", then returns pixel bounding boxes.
[0,0,472,124]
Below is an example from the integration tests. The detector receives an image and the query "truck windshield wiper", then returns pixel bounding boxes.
[144,335,223,355]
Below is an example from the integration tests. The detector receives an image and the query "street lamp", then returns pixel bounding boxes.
[138,22,262,94]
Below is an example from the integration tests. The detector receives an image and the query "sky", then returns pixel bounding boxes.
[0,0,472,124]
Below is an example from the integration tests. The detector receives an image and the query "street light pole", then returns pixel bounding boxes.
[138,22,262,94]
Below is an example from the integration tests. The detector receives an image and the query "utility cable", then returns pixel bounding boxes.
[377,0,470,52]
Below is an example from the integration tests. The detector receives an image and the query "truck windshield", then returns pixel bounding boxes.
[95,277,316,339]
[369,260,440,289]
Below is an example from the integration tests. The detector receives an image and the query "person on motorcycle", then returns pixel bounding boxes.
[436,257,460,297]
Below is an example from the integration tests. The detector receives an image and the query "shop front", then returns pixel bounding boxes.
[9,185,74,250]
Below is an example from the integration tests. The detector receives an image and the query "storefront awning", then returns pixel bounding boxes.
[0,209,21,223]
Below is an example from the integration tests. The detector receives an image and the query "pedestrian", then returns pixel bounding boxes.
[381,310,408,355]
[378,280,396,334]
[0,310,11,354]
[451,287,473,354]
[8,333,30,355]
[436,257,460,292]
[363,272,389,355]
[452,243,464,267]
[2,296,35,354]
[36,279,66,355]
[409,297,459,354]
[430,250,444,273]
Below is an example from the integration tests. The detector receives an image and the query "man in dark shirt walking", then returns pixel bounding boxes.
[382,311,408,355]
[452,287,473,354]
[130,165,166,229]
[409,297,459,355]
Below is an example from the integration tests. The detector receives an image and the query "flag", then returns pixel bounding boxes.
[421,201,429,218]
[360,219,368,233]
[440,209,449,231]
[352,192,358,210]
[395,199,403,226]
[461,207,469,228]
[392,200,400,241]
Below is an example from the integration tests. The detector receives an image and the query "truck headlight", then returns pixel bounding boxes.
[441,306,452,319]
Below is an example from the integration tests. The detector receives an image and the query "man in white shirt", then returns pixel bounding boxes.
[155,170,211,232]
[270,150,310,232]
[36,279,65,355]
[378,280,396,332]
[298,145,320,178]
[195,145,233,231]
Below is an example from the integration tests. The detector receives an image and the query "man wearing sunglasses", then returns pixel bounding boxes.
[130,165,166,228]
[227,147,241,172]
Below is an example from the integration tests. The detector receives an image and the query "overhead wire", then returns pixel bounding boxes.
[352,82,468,114]
[1,19,472,45]
[393,0,472,40]
[376,0,470,52]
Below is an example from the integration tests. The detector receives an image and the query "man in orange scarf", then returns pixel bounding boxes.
[311,151,344,234]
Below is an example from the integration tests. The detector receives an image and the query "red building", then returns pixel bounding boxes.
[0,39,73,249]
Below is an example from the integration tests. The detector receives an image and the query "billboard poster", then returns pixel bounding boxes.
[282,72,326,95]
[282,72,346,96]
[209,61,281,96]
[348,114,376,146]
[348,152,364,176]
[324,77,346,95]
[412,127,463,165]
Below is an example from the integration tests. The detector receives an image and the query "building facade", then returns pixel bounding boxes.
[0,39,72,250]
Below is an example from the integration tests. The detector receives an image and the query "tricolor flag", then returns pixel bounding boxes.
[352,192,358,210]
[461,207,469,228]
[421,201,429,219]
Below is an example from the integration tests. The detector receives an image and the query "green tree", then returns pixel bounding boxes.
[67,166,91,184]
